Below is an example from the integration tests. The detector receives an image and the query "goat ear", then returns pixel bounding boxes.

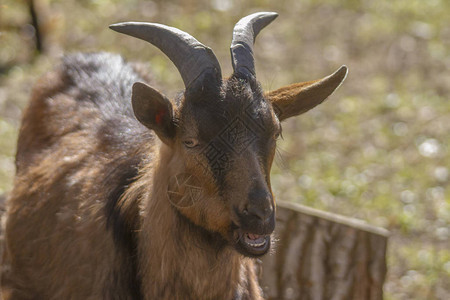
[132,82,176,144]
[267,66,348,121]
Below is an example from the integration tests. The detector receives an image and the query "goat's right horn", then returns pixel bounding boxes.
[110,22,222,89]
[230,12,278,77]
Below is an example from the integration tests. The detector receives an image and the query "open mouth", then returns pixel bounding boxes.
[244,233,267,248]
[235,230,271,257]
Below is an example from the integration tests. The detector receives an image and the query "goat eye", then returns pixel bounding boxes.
[183,138,199,148]
[274,125,283,140]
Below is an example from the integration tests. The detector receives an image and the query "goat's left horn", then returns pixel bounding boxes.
[230,12,278,77]
[109,22,222,89]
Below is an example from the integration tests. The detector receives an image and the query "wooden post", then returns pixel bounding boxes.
[259,201,389,300]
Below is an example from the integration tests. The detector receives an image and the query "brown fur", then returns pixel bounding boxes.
[1,50,346,299]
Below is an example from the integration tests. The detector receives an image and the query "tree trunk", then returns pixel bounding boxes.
[259,201,389,300]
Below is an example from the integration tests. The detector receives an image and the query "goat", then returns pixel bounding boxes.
[1,12,347,299]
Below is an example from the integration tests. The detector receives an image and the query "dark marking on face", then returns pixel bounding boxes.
[219,117,257,154]
[185,75,278,191]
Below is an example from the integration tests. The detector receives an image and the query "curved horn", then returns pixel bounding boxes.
[109,22,222,89]
[230,12,278,77]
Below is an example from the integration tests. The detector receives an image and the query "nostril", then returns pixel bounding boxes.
[246,204,272,221]
[245,188,274,223]
[248,207,263,220]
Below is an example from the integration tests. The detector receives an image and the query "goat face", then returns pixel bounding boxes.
[112,12,347,257]
[178,75,278,257]
[132,74,278,257]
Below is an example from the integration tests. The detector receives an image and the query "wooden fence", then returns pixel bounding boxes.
[259,201,389,300]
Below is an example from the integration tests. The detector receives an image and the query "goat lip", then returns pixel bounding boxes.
[234,229,271,257]
[244,233,266,247]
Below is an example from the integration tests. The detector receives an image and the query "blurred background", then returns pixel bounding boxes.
[0,0,448,299]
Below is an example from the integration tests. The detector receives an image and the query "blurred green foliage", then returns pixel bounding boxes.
[0,0,449,299]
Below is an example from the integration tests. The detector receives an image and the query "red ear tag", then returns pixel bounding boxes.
[155,110,166,125]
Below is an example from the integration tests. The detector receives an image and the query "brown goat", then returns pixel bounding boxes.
[1,12,347,299]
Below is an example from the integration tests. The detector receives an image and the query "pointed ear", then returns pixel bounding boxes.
[266,66,348,121]
[132,82,176,144]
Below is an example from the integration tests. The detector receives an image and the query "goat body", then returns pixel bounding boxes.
[2,13,347,299]
[2,53,262,299]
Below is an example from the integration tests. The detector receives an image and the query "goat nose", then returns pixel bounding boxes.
[246,189,273,221]
[246,203,273,222]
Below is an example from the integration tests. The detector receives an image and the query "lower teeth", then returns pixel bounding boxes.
[245,236,266,248]
[248,241,265,247]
